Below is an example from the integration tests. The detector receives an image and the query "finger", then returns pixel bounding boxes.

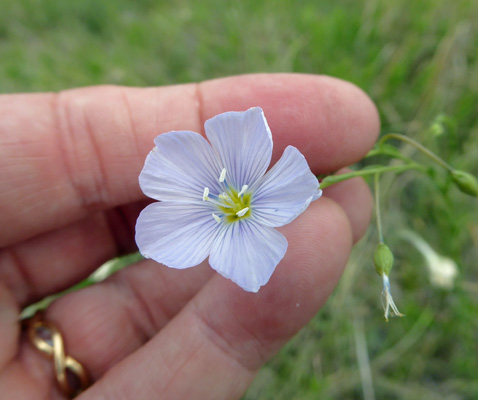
[76,199,352,400]
[323,169,373,243]
[0,73,379,247]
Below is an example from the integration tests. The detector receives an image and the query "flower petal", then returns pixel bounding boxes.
[135,202,219,268]
[139,131,222,202]
[205,107,273,190]
[251,146,321,227]
[209,220,288,292]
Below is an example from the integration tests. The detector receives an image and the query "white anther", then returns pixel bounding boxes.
[238,185,248,197]
[236,207,249,217]
[219,168,227,183]
[212,213,222,223]
[202,187,209,201]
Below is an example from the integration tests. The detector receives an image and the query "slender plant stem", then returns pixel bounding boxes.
[374,173,384,243]
[319,163,425,189]
[365,147,414,164]
[379,133,454,172]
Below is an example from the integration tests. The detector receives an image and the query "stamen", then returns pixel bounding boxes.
[212,213,222,223]
[202,187,209,201]
[236,207,249,217]
[238,185,248,197]
[208,193,219,201]
[219,168,227,183]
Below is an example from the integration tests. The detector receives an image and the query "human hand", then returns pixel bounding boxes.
[0,74,379,399]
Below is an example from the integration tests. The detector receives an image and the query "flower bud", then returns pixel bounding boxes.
[429,114,456,138]
[430,121,445,137]
[451,170,478,197]
[374,243,394,276]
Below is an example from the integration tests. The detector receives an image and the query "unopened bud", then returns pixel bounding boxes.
[429,114,456,138]
[374,243,394,276]
[451,170,478,197]
[430,121,445,137]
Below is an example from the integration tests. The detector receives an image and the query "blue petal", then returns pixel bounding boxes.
[209,220,288,292]
[139,131,222,202]
[135,202,219,268]
[251,146,321,227]
[205,107,273,190]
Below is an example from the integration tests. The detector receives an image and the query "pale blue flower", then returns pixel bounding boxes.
[135,107,322,292]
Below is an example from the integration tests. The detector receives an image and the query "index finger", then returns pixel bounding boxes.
[0,73,379,246]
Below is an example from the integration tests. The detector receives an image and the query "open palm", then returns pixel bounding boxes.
[0,74,378,399]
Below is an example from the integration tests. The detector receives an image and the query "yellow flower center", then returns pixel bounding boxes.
[218,189,252,223]
[202,168,252,224]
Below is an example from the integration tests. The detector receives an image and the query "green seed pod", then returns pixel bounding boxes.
[451,170,478,197]
[374,243,394,276]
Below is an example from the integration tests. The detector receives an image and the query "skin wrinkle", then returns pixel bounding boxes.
[1,248,34,305]
[120,271,164,339]
[119,89,142,158]
[191,311,258,378]
[195,82,207,136]
[73,94,110,212]
[154,341,204,399]
[54,86,140,217]
[53,91,90,219]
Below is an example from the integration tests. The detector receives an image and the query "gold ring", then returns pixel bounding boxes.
[25,311,90,398]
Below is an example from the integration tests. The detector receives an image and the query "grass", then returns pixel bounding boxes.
[1,0,477,398]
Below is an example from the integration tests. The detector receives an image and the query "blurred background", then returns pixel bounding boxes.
[2,0,477,398]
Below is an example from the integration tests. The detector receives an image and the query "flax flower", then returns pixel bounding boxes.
[135,107,321,292]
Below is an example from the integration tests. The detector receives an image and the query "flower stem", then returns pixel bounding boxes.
[379,133,454,172]
[319,163,425,189]
[374,173,384,243]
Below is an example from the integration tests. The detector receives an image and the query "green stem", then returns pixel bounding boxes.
[364,147,415,164]
[319,163,425,189]
[374,173,384,243]
[379,133,454,172]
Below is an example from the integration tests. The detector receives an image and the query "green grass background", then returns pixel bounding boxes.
[2,0,477,398]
